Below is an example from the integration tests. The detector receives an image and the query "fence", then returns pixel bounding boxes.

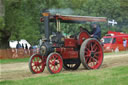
[0,48,39,59]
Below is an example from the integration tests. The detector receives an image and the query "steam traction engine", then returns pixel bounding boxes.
[29,12,107,74]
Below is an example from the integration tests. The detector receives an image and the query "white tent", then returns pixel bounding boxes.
[9,39,31,48]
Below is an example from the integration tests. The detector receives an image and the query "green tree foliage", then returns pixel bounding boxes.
[0,0,8,49]
[4,0,42,47]
[0,0,128,48]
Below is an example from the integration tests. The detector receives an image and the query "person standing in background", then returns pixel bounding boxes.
[25,44,29,55]
[123,38,127,50]
[25,44,28,49]
[15,41,22,58]
[22,43,24,49]
[16,41,22,49]
[29,46,33,56]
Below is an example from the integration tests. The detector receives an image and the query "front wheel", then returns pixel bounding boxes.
[46,52,63,74]
[80,38,103,69]
[29,54,45,74]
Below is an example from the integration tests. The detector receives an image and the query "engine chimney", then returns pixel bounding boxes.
[42,11,50,41]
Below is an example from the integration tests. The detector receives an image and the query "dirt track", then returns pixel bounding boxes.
[0,53,128,81]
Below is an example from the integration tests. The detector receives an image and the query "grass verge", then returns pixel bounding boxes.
[0,66,128,85]
[0,57,29,64]
[104,50,128,56]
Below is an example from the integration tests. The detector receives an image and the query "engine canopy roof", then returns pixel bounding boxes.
[41,13,107,23]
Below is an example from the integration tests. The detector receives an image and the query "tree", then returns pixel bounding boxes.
[0,0,128,49]
[0,0,8,49]
[3,0,42,48]
[1,0,64,49]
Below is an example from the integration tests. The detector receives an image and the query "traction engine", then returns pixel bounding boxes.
[29,12,106,74]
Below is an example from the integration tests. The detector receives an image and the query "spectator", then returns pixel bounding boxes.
[16,41,22,49]
[123,38,127,50]
[25,44,29,54]
[29,46,33,56]
[25,44,28,49]
[16,41,22,57]
[22,43,24,49]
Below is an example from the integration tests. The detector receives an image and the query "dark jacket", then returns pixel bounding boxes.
[91,26,101,39]
[16,43,22,49]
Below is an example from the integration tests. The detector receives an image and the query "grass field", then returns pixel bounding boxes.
[0,57,29,64]
[0,66,128,85]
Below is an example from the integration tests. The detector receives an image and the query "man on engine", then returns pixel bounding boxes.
[91,23,101,40]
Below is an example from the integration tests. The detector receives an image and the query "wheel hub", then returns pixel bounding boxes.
[34,62,40,66]
[90,52,95,57]
[51,60,58,66]
[55,62,58,65]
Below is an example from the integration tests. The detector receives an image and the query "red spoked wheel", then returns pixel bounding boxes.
[80,38,103,69]
[46,52,63,74]
[29,54,45,74]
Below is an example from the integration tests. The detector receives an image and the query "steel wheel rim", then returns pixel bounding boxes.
[48,53,63,73]
[84,40,103,69]
[31,55,45,73]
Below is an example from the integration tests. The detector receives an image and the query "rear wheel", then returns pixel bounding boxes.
[46,52,63,74]
[63,59,81,70]
[29,54,45,74]
[80,38,103,69]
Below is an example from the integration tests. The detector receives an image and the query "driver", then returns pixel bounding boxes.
[90,23,101,40]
